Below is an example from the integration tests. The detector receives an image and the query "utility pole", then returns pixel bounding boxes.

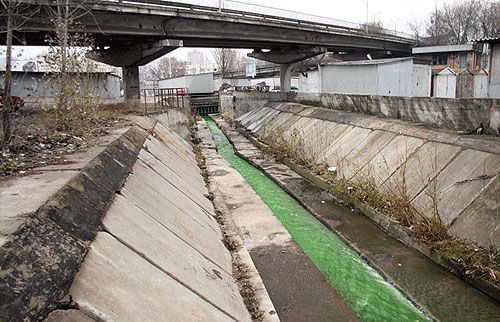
[2,1,14,148]
[365,0,369,23]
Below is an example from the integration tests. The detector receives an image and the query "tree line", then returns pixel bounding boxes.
[411,0,500,45]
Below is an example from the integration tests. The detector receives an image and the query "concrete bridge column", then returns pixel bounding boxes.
[88,39,182,102]
[123,66,140,102]
[248,46,326,93]
[280,64,292,93]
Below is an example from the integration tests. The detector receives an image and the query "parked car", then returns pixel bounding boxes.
[0,88,24,111]
[271,85,298,92]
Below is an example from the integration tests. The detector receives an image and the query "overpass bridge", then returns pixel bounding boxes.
[2,0,417,99]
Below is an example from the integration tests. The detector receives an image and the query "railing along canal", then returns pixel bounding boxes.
[143,88,188,113]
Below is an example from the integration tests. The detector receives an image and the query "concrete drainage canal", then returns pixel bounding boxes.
[204,117,431,321]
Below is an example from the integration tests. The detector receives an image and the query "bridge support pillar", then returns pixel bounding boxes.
[87,39,183,102]
[248,46,326,92]
[123,66,140,102]
[280,64,292,93]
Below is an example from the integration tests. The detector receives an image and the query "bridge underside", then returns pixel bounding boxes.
[2,2,415,99]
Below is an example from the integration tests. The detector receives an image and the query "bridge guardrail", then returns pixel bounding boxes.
[109,0,415,40]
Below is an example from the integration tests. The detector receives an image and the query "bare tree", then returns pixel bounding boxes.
[407,17,426,42]
[44,0,99,110]
[142,56,187,80]
[479,1,500,39]
[425,0,500,45]
[0,1,40,148]
[212,48,239,77]
[360,21,384,35]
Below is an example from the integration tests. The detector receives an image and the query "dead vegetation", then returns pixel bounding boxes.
[255,122,500,287]
[192,127,264,321]
[0,102,146,178]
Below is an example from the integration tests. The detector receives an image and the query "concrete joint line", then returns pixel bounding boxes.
[408,147,465,205]
[124,178,213,235]
[378,138,426,189]
[117,193,232,276]
[140,158,214,219]
[449,172,500,229]
[100,230,241,322]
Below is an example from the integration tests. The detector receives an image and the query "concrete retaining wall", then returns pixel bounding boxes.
[220,92,500,135]
[0,110,250,321]
[220,92,295,123]
[236,102,500,251]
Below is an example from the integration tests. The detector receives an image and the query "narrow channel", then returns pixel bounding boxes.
[204,118,431,322]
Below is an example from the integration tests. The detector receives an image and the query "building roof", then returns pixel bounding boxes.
[475,37,500,45]
[325,57,414,67]
[412,44,474,54]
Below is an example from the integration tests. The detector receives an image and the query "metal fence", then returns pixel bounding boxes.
[191,96,219,115]
[143,88,188,113]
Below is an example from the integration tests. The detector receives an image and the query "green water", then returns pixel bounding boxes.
[205,118,430,322]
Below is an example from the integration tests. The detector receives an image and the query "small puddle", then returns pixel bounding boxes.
[205,118,430,322]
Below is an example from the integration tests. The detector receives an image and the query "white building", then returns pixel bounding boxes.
[0,46,122,99]
[485,38,500,98]
[298,57,432,97]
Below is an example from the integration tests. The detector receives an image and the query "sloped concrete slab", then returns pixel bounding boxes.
[304,120,345,162]
[323,126,371,166]
[381,142,461,200]
[152,122,195,159]
[70,232,241,322]
[337,130,395,180]
[120,173,228,268]
[236,105,267,128]
[127,159,220,234]
[153,108,189,129]
[138,143,212,211]
[354,135,424,187]
[102,195,247,320]
[144,135,201,179]
[250,108,283,134]
[246,107,279,133]
[449,175,500,248]
[255,111,301,138]
[413,149,500,225]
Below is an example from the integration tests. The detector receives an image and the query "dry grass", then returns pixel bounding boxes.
[433,239,500,283]
[257,124,500,286]
[0,102,145,178]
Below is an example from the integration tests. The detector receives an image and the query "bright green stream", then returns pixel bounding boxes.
[205,118,430,322]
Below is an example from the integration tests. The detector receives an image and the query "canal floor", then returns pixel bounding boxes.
[199,119,359,321]
[206,115,500,322]
[203,118,427,321]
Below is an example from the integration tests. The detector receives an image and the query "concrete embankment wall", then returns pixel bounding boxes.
[236,102,500,251]
[220,92,500,135]
[0,110,250,321]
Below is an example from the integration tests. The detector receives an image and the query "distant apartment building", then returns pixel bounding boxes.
[185,50,218,75]
[187,50,204,65]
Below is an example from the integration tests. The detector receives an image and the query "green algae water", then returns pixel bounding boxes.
[205,118,430,322]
